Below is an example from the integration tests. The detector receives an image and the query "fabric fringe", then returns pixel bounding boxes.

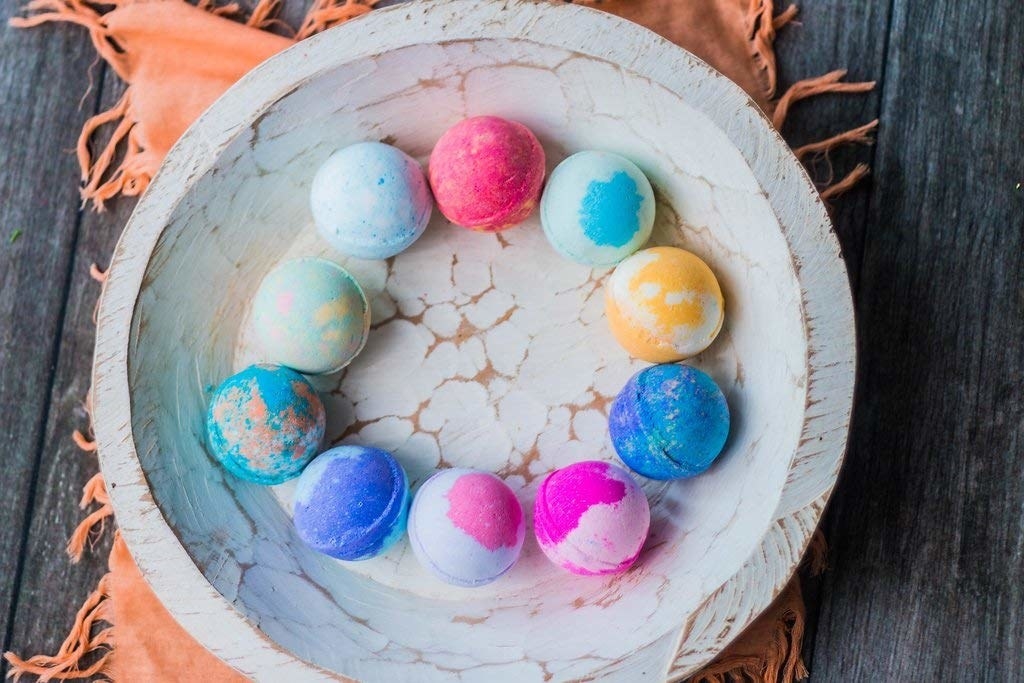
[686,529,828,683]
[821,163,870,200]
[295,0,377,40]
[66,473,113,562]
[688,585,808,683]
[793,119,877,161]
[9,0,375,210]
[2,573,114,682]
[772,69,875,130]
[746,0,797,100]
[770,70,877,200]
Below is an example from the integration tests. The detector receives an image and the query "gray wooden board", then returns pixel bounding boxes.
[772,0,894,671]
[5,73,135,670]
[0,0,103,667]
[1,0,1023,680]
[808,0,1024,679]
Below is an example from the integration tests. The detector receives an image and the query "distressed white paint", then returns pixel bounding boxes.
[92,1,855,681]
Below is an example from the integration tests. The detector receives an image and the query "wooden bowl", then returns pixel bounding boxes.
[93,1,855,680]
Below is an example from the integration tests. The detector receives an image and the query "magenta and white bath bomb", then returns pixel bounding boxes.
[408,469,525,587]
[534,461,650,576]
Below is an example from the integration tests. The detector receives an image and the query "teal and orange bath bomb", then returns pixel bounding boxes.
[428,116,545,231]
[206,364,325,485]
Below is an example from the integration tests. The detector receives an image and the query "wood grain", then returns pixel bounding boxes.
[810,0,1024,678]
[5,74,137,666]
[773,0,892,292]
[0,3,103,666]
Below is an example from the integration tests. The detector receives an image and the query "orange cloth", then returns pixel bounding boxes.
[4,1,872,681]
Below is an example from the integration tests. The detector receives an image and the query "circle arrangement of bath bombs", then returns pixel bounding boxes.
[428,116,546,231]
[310,141,432,259]
[250,258,370,375]
[534,461,650,576]
[408,468,525,587]
[605,246,725,362]
[206,364,325,485]
[540,151,656,266]
[609,364,731,480]
[293,446,410,561]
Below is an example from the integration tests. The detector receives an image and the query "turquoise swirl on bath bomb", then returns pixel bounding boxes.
[609,364,730,480]
[311,141,432,260]
[541,151,655,266]
[206,364,325,485]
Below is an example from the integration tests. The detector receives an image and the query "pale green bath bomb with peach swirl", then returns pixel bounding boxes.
[251,258,370,375]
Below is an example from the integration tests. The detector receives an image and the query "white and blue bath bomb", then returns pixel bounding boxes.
[310,141,433,259]
[293,445,410,561]
[251,258,370,376]
[540,151,655,266]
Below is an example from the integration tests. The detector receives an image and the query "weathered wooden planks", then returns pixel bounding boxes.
[810,0,1024,678]
[5,74,138,667]
[0,2,103,667]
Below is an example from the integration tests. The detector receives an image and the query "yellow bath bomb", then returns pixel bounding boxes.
[605,246,724,362]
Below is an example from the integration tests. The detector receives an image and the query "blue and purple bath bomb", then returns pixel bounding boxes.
[250,258,369,375]
[293,446,410,561]
[310,141,433,259]
[609,364,730,480]
[206,364,325,485]
[541,151,655,266]
[409,469,525,587]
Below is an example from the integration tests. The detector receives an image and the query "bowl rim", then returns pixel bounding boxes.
[92,1,856,680]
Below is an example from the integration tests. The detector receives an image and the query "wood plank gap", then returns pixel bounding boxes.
[0,62,109,663]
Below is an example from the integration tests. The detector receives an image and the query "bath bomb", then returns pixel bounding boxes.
[250,258,370,375]
[206,364,325,485]
[610,364,730,480]
[428,116,545,231]
[541,151,655,266]
[605,246,724,362]
[293,446,410,560]
[408,469,525,587]
[534,461,650,576]
[310,141,432,259]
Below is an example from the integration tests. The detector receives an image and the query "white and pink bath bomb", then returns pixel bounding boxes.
[534,460,650,576]
[408,469,525,587]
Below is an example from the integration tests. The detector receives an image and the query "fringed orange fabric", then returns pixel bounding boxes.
[688,530,828,683]
[3,574,113,682]
[821,163,870,200]
[772,69,877,130]
[9,0,372,210]
[66,472,113,562]
[296,0,377,40]
[794,119,878,161]
[746,0,797,99]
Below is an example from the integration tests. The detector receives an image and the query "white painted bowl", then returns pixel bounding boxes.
[93,1,855,680]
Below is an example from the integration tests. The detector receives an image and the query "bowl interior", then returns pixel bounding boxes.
[126,33,808,682]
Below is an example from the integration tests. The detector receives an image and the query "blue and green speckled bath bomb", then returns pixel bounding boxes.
[609,364,730,480]
[206,364,325,485]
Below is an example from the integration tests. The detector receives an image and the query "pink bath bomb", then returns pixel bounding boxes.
[409,469,526,587]
[428,116,545,231]
[534,461,650,576]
